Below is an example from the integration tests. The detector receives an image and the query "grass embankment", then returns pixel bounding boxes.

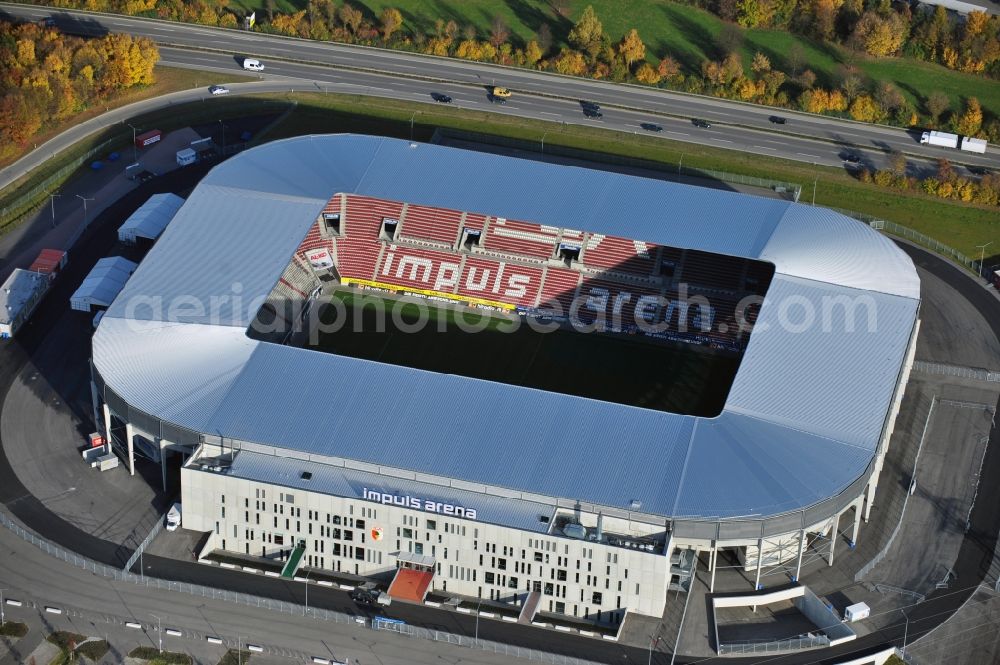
[217,649,252,665]
[224,0,998,120]
[262,91,1000,257]
[0,621,28,637]
[0,67,289,236]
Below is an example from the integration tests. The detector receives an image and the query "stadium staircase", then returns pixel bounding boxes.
[281,541,306,578]
[517,590,541,624]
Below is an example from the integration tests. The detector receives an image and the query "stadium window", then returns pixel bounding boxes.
[355,547,365,561]
[618,580,622,591]
[534,552,543,562]
[497,558,506,570]
[544,583,554,596]
[592,592,602,606]
[533,581,542,592]
[322,212,341,235]
[557,244,581,266]
[555,601,566,614]
[508,577,518,589]
[557,569,567,581]
[333,543,341,556]
[356,519,365,530]
[332,515,341,525]
[344,530,353,541]
[461,228,481,249]
[402,528,413,539]
[414,543,423,555]
[332,528,341,539]
[485,571,495,585]
[274,535,284,546]
[381,217,398,240]
[426,520,436,531]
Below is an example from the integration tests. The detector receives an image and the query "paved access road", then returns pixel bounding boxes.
[1,2,997,175]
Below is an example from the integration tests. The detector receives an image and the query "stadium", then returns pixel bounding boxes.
[90,134,920,624]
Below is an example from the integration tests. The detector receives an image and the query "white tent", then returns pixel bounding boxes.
[117,193,184,245]
[70,256,138,312]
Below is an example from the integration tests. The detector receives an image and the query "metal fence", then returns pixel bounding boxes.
[856,395,938,582]
[830,209,981,275]
[912,360,1000,384]
[0,509,606,665]
[717,634,829,654]
[123,514,164,572]
[371,620,607,664]
[0,133,128,233]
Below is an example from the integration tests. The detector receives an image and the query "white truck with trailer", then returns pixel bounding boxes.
[920,130,988,154]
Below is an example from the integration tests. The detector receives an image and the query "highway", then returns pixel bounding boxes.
[0,1,997,179]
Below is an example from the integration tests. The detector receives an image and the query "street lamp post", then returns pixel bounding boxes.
[48,193,60,228]
[678,154,685,174]
[901,609,910,659]
[219,120,227,153]
[409,111,418,141]
[151,613,162,653]
[76,195,95,227]
[1,588,6,626]
[126,123,138,163]
[975,241,993,279]
[304,569,311,616]
[812,175,818,206]
[648,634,660,665]
[474,598,483,643]
[541,131,549,154]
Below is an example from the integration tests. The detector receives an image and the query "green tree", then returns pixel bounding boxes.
[379,8,402,41]
[568,5,603,60]
[618,29,645,70]
[955,97,983,136]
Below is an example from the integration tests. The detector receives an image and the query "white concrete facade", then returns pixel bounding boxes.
[182,444,670,622]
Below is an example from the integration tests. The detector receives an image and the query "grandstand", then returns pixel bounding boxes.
[91,135,921,624]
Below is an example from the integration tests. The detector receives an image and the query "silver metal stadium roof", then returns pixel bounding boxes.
[93,134,920,521]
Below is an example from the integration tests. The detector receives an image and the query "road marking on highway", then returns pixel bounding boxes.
[540,112,561,117]
[796,153,823,159]
[754,146,777,150]
[666,131,689,137]
[714,139,733,143]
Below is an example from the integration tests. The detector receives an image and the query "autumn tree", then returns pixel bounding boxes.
[489,15,509,49]
[525,40,543,67]
[751,52,771,75]
[379,8,402,41]
[553,48,588,76]
[618,29,645,70]
[887,150,907,176]
[338,3,363,34]
[850,11,906,57]
[718,23,744,55]
[736,0,766,28]
[635,62,661,84]
[568,5,604,60]
[955,97,983,136]
[849,94,883,123]
[925,91,950,125]
[536,23,553,55]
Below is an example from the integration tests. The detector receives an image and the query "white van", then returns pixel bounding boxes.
[166,503,182,531]
[243,58,264,71]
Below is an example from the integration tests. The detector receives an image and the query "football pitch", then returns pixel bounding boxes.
[307,288,741,417]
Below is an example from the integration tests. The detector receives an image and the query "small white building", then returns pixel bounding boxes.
[70,256,138,313]
[176,148,197,167]
[117,193,185,245]
[0,269,49,338]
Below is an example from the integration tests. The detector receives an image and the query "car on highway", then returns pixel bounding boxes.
[841,152,862,164]
[769,116,787,124]
[488,93,507,104]
[490,86,512,99]
[431,92,452,103]
[692,118,711,128]
[640,122,663,132]
[583,107,603,119]
[41,16,56,27]
[968,166,990,176]
[208,85,230,95]
[242,58,265,71]
[581,101,601,111]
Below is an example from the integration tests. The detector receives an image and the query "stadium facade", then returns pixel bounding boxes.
[91,134,920,623]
